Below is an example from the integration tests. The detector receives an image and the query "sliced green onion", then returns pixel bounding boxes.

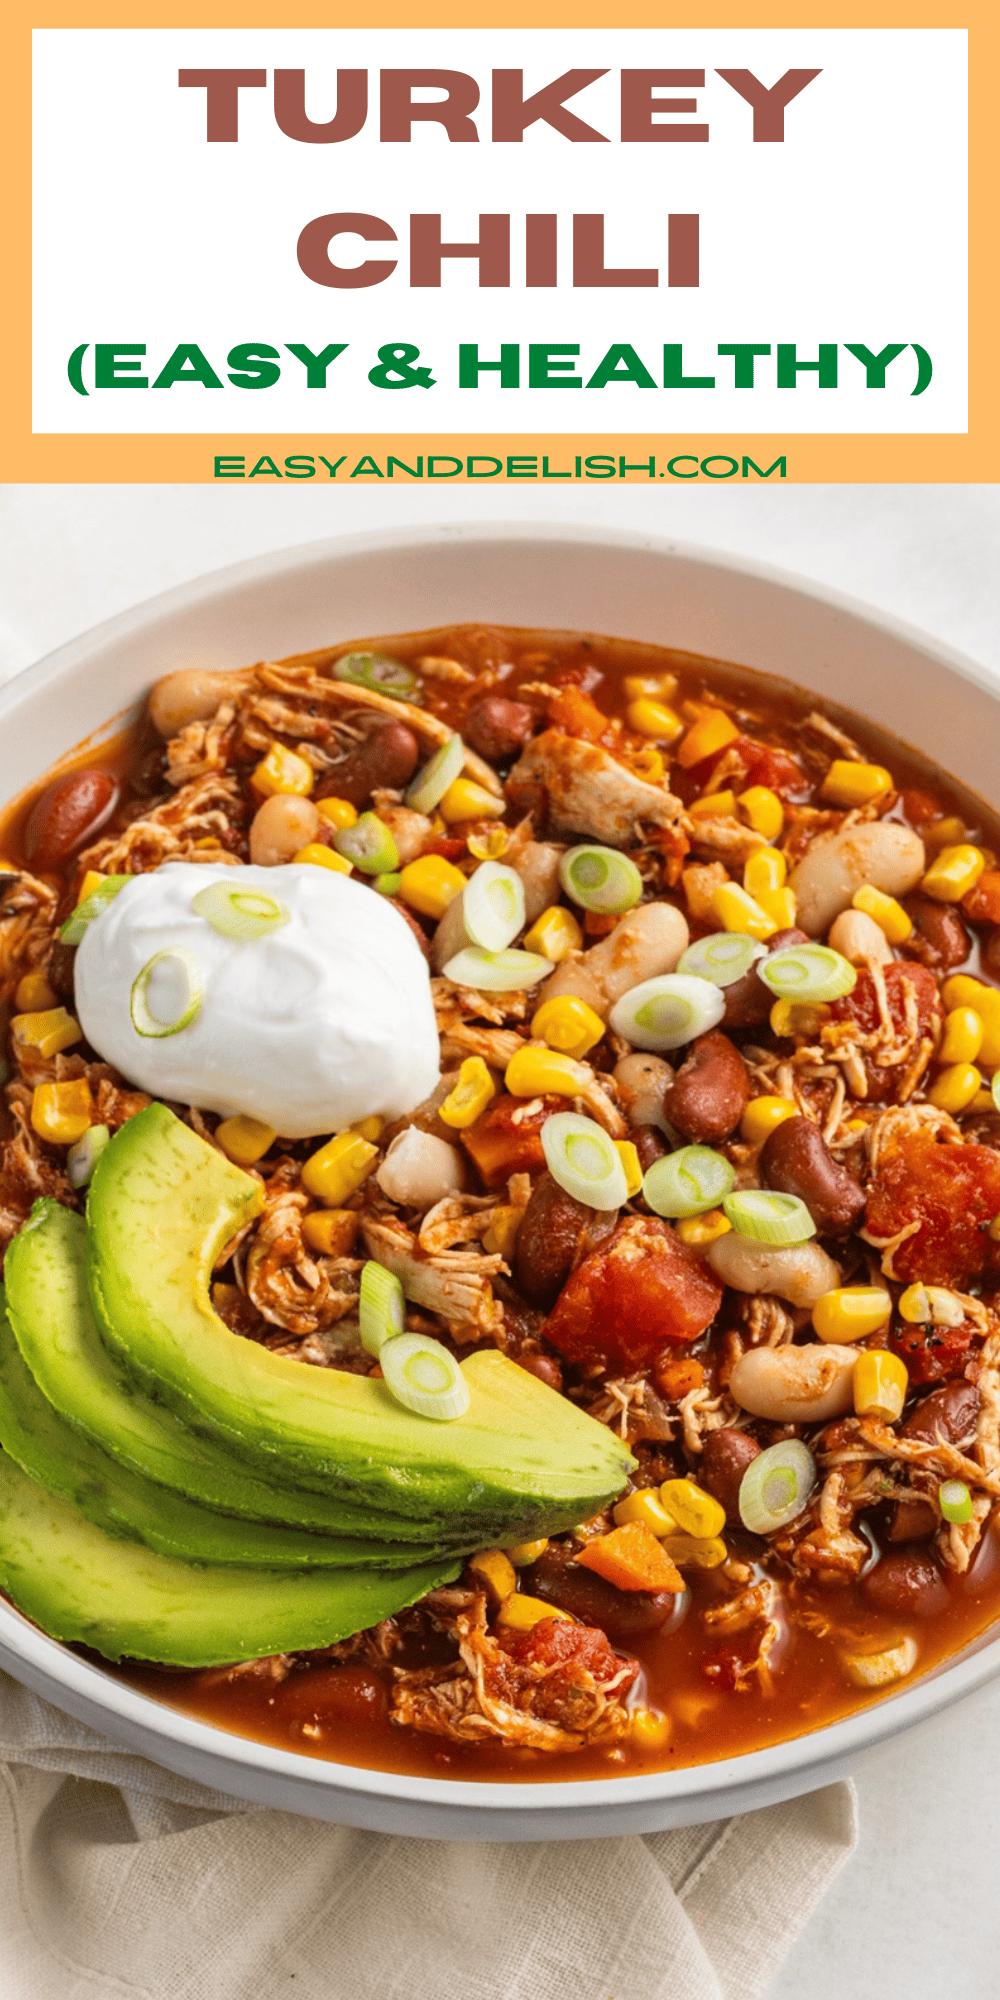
[442,946,554,992]
[939,1479,973,1524]
[405,734,465,814]
[739,1440,816,1535]
[462,862,526,953]
[380,1333,471,1421]
[608,973,725,1052]
[359,1260,406,1358]
[723,1189,816,1245]
[541,1111,628,1211]
[643,1145,735,1219]
[677,932,767,988]
[332,652,417,700]
[191,880,290,941]
[334,812,400,876]
[59,875,130,946]
[130,948,204,1039]
[66,1123,110,1190]
[758,944,857,1004]
[373,871,402,897]
[559,845,643,914]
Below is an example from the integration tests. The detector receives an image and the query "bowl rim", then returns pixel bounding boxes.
[2,515,999,1822]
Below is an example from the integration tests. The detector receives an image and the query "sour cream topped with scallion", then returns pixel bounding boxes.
[74,861,440,1138]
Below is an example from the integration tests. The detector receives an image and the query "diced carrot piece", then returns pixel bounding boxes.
[964,869,1000,925]
[576,1522,684,1594]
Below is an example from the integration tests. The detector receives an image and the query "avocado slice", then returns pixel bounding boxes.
[0,1452,460,1666]
[4,1203,462,1546]
[87,1105,634,1535]
[0,1288,457,1569]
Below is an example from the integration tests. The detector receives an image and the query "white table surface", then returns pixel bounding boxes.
[1,480,999,1998]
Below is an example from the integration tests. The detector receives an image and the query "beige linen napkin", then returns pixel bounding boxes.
[0,1672,856,2000]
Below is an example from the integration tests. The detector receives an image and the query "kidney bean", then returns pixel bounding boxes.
[23,769,119,873]
[464,696,534,764]
[901,1379,979,1448]
[631,1124,667,1173]
[720,928,810,1029]
[662,1030,749,1145]
[318,719,419,809]
[273,1664,386,1732]
[514,1171,617,1309]
[249,793,320,866]
[901,894,971,972]
[759,1116,865,1236]
[699,1427,761,1523]
[524,1542,681,1642]
[887,1497,937,1543]
[45,940,77,1001]
[514,1347,564,1392]
[861,1550,950,1620]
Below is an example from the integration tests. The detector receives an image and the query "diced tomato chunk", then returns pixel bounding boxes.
[826,963,941,1102]
[497,1616,629,1687]
[890,1321,976,1385]
[461,1094,564,1187]
[547,684,619,747]
[542,1214,724,1369]
[865,1130,1000,1287]
[731,735,811,802]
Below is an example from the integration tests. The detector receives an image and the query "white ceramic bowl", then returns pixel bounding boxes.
[2,523,999,1840]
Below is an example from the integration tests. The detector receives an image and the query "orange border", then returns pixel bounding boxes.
[3,3,992,483]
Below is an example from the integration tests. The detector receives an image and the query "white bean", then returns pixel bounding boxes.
[706,1233,841,1308]
[375,1127,465,1207]
[614,1052,674,1130]
[149,668,250,738]
[544,902,689,1017]
[511,841,564,923]
[828,908,894,967]
[249,794,320,867]
[729,1342,858,1423]
[791,821,925,937]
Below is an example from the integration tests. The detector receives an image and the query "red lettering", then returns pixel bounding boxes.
[716,68,822,140]
[178,69,266,142]
[380,70,480,141]
[296,213,397,289]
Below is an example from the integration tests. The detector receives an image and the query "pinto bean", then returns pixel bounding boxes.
[861,1550,950,1620]
[700,1427,760,1523]
[23,769,119,872]
[759,1116,865,1236]
[828,909,894,967]
[464,696,534,764]
[524,1542,682,1642]
[249,793,320,866]
[544,902,689,1016]
[662,1031,749,1145]
[706,1233,841,1309]
[729,1342,858,1423]
[148,668,249,738]
[901,1379,979,1448]
[514,1171,618,1309]
[790,822,925,937]
[318,719,419,810]
[901,893,971,972]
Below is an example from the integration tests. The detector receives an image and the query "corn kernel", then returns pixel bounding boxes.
[350,1115,385,1143]
[439,777,506,823]
[302,1209,360,1257]
[467,825,509,861]
[660,1478,726,1540]
[689,789,738,820]
[740,1095,796,1145]
[482,1204,523,1259]
[468,1548,518,1602]
[11,1007,82,1058]
[924,815,968,853]
[531,994,605,1059]
[397,854,467,920]
[251,742,314,799]
[631,1707,672,1753]
[676,1209,732,1246]
[941,977,1000,1066]
[496,1593,572,1630]
[315,796,358,831]
[15,970,58,1012]
[770,998,829,1040]
[301,1131,378,1205]
[898,1284,965,1327]
[677,708,740,768]
[927,1063,982,1114]
[812,1285,892,1344]
[31,1079,93,1145]
[744,847,787,898]
[504,1045,586,1098]
[820,759,893,807]
[623,672,678,703]
[711,881,777,941]
[628,746,664,783]
[626,697,683,743]
[851,883,913,943]
[738,786,784,843]
[439,1056,496,1128]
[853,1350,907,1422]
[921,844,987,903]
[613,1487,676,1535]
[614,1139,643,1199]
[503,1538,549,1567]
[75,869,105,906]
[756,885,798,929]
[940,1007,984,1066]
[523,905,583,963]
[660,1534,728,1570]
[215,1116,276,1167]
[292,843,352,875]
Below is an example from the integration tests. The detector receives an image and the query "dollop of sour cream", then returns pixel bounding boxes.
[74,862,440,1138]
